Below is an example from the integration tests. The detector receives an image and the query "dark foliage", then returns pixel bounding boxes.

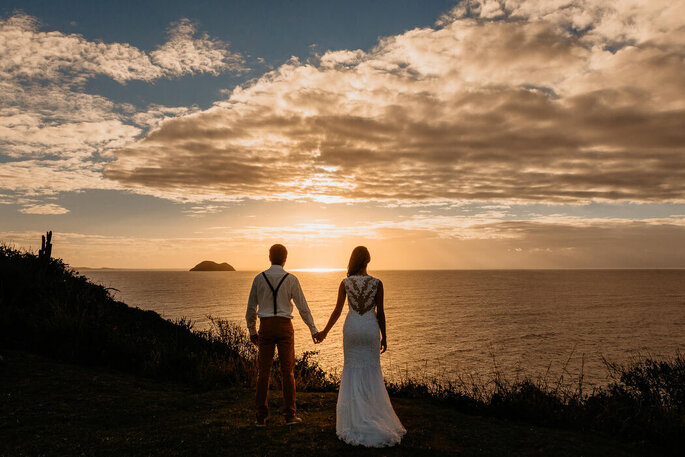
[1,244,681,453]
[388,354,684,454]
[0,245,335,391]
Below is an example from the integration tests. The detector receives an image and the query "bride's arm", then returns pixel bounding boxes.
[376,280,387,353]
[320,281,346,340]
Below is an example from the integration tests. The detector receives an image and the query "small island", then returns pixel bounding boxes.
[190,260,236,271]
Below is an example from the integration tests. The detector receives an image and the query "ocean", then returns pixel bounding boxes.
[82,269,685,387]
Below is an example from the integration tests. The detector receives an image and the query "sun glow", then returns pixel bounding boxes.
[291,268,346,273]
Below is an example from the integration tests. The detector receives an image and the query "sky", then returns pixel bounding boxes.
[2,0,685,270]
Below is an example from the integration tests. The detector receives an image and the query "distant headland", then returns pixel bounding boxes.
[190,260,236,271]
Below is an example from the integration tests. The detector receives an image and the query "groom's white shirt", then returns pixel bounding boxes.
[245,264,319,337]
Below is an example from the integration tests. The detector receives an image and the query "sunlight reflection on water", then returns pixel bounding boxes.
[82,269,685,386]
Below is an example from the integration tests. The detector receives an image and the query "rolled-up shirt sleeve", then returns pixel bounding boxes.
[245,277,259,336]
[290,277,319,335]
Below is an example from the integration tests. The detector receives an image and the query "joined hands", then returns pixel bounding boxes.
[312,330,327,344]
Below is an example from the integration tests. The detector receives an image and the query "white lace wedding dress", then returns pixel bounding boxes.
[336,275,406,447]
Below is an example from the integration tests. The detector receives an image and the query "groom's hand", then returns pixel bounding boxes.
[250,334,259,346]
[312,332,323,344]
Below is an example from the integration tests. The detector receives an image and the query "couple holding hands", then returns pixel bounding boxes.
[245,244,405,447]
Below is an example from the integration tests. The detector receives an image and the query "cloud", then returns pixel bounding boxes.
[0,159,116,195]
[151,19,246,77]
[0,13,245,84]
[0,83,197,197]
[0,13,158,84]
[0,14,224,202]
[18,203,70,214]
[441,0,685,47]
[182,203,230,216]
[4,214,685,268]
[105,1,685,204]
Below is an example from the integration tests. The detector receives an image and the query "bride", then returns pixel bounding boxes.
[317,246,406,447]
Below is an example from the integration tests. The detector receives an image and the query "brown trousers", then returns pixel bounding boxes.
[256,317,296,420]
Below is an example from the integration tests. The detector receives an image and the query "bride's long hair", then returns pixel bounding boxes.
[347,246,371,277]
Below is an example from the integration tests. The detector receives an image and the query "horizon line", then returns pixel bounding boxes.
[73,266,685,272]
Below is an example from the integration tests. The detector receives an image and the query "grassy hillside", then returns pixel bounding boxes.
[0,245,334,391]
[1,245,683,455]
[1,350,642,457]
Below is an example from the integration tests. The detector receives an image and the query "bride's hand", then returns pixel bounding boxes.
[380,337,387,354]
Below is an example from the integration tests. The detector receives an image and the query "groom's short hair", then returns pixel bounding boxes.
[269,244,288,265]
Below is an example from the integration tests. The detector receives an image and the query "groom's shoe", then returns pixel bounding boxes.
[285,415,303,425]
[255,417,266,427]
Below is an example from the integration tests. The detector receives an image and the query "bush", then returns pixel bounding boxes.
[388,353,684,454]
[0,245,334,391]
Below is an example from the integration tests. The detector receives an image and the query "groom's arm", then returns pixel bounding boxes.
[245,277,259,338]
[290,277,319,336]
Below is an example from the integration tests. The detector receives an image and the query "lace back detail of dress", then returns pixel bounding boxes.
[344,276,378,315]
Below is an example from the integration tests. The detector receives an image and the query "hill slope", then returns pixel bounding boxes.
[1,245,681,455]
[0,351,641,457]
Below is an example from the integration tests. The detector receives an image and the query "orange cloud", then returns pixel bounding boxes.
[105,1,685,204]
[5,214,685,269]
[0,13,243,201]
[0,14,245,83]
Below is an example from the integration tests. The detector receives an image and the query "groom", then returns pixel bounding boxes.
[245,244,322,426]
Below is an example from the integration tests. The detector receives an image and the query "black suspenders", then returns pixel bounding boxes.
[261,272,290,315]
